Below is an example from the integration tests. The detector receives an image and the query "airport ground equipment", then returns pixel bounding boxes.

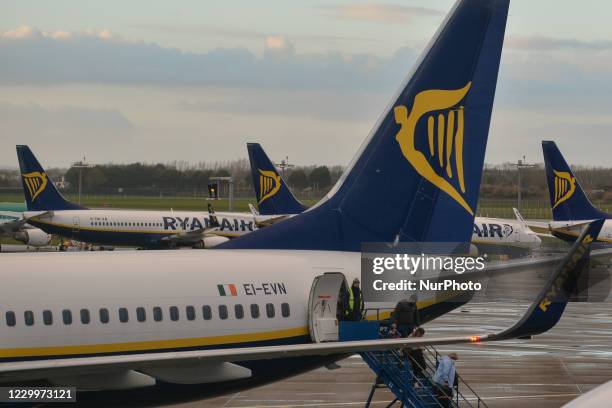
[361,347,487,408]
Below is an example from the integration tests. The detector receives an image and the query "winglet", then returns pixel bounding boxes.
[487,219,604,341]
[248,203,260,217]
[512,207,525,224]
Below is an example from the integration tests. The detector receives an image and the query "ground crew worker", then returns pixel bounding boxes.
[391,295,419,337]
[407,327,426,384]
[433,352,458,408]
[347,278,364,321]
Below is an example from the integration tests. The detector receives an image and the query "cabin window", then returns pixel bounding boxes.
[5,311,16,327]
[202,305,212,320]
[24,310,34,326]
[137,307,146,322]
[119,308,129,323]
[250,304,260,319]
[80,309,90,324]
[169,306,179,321]
[43,310,53,325]
[219,305,228,320]
[153,307,163,322]
[99,308,110,324]
[281,303,290,318]
[266,303,275,318]
[186,306,196,321]
[62,309,72,325]
[235,304,244,319]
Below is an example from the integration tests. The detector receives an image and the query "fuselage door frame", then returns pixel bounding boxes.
[307,272,348,343]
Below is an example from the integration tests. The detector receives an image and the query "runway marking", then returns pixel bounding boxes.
[221,402,395,408]
[559,358,583,394]
[478,393,580,400]
[228,393,582,408]
[223,392,242,408]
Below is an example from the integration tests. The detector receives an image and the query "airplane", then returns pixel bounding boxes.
[247,142,541,255]
[2,0,591,404]
[0,0,514,396]
[0,217,602,403]
[540,140,612,243]
[15,145,281,249]
[0,202,51,248]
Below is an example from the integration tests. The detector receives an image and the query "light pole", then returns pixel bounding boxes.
[72,157,90,205]
[275,156,294,180]
[513,156,536,213]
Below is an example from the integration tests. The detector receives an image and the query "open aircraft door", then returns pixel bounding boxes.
[308,272,347,343]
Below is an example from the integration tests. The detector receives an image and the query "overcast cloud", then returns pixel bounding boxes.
[2,1,612,167]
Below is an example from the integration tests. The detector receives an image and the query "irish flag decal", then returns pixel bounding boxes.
[218,284,238,296]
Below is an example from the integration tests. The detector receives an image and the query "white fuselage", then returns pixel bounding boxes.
[26,209,274,248]
[23,207,540,251]
[472,216,541,249]
[0,250,356,362]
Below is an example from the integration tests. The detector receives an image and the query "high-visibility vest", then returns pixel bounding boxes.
[348,287,361,312]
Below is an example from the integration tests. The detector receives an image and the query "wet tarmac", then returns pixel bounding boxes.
[174,301,612,408]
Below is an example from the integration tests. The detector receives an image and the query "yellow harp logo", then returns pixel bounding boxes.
[394,82,473,215]
[258,169,281,204]
[22,171,48,201]
[552,170,575,209]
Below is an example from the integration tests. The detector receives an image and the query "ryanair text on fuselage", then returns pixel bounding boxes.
[88,215,255,233]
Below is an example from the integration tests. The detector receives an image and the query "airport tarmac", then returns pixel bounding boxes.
[181,301,612,408]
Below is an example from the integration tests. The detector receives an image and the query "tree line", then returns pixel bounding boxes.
[2,162,612,200]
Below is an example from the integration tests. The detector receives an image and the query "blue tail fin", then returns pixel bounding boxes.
[220,0,509,251]
[16,145,84,211]
[542,141,609,221]
[247,143,307,215]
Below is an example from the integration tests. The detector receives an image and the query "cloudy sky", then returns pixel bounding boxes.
[2,0,612,167]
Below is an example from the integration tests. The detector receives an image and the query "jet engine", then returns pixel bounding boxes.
[14,229,52,247]
[193,235,230,249]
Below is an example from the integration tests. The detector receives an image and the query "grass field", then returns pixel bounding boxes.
[2,193,612,220]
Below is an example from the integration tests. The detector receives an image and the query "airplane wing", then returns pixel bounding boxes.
[162,204,222,244]
[0,216,27,234]
[0,220,602,382]
[161,228,208,243]
[254,214,290,228]
[0,211,50,234]
[23,210,52,219]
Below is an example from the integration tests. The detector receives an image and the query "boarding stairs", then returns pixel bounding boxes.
[359,346,488,408]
